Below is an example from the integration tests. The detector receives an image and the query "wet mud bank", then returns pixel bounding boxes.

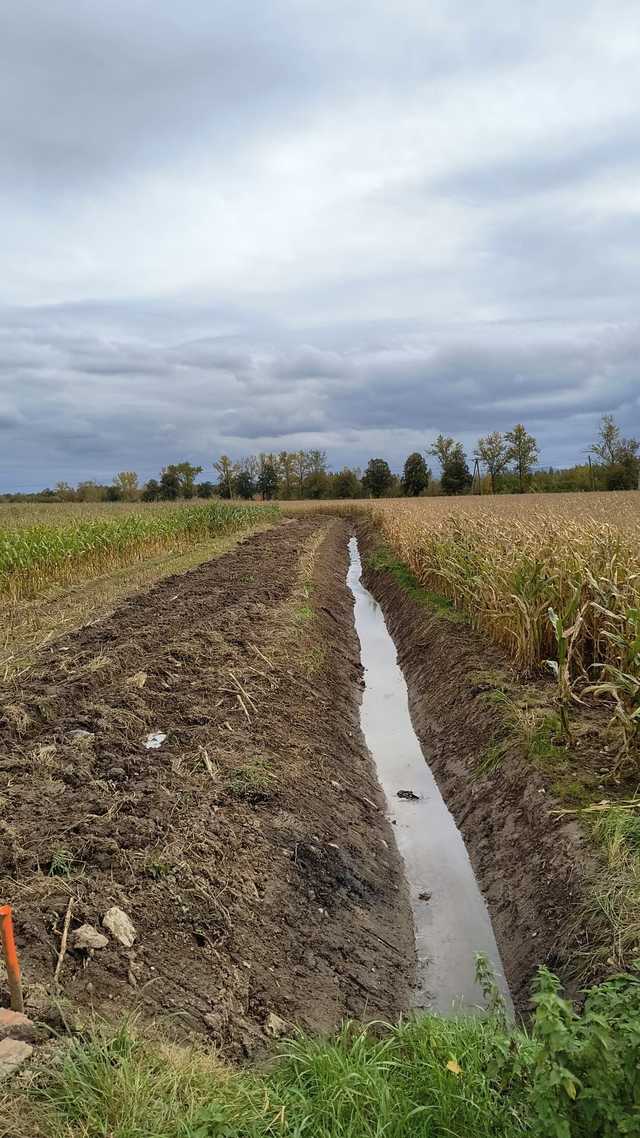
[357,522,590,1015]
[0,518,413,1055]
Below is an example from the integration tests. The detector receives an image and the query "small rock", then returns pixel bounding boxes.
[127,671,147,688]
[70,729,94,746]
[0,1010,38,1043]
[397,790,420,801]
[418,891,431,902]
[265,1012,288,1038]
[103,907,136,948]
[107,767,126,781]
[71,924,109,952]
[0,1038,33,1080]
[143,732,167,750]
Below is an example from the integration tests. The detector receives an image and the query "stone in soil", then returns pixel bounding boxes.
[0,1037,33,1080]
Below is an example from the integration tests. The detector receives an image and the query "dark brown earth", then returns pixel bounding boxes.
[0,518,414,1055]
[358,521,593,1015]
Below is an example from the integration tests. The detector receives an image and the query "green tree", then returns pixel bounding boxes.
[196,480,215,498]
[474,431,510,493]
[257,457,279,500]
[277,452,296,499]
[114,471,139,501]
[428,434,457,469]
[235,470,256,499]
[174,462,203,499]
[214,455,236,499]
[591,413,622,465]
[440,449,472,495]
[332,468,361,498]
[303,470,331,499]
[159,466,181,500]
[54,481,76,502]
[76,481,104,502]
[141,478,161,501]
[292,451,309,497]
[506,424,539,493]
[307,448,328,475]
[591,414,639,490]
[401,452,430,496]
[362,458,393,498]
[429,436,471,495]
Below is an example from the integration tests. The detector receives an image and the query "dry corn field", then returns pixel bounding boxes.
[288,492,640,755]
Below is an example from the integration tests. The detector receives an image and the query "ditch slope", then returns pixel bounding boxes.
[358,522,591,1013]
[0,518,413,1055]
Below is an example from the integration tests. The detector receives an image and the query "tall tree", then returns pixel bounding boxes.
[428,434,457,469]
[174,462,203,499]
[292,451,309,497]
[257,457,279,500]
[306,449,328,476]
[114,471,139,501]
[506,424,539,493]
[591,414,622,466]
[54,481,76,501]
[440,447,472,495]
[475,431,510,493]
[235,470,256,499]
[429,436,471,495]
[142,478,161,501]
[401,452,430,496]
[159,466,181,500]
[362,458,393,498]
[214,455,236,499]
[278,452,296,499]
[332,468,361,498]
[591,414,639,490]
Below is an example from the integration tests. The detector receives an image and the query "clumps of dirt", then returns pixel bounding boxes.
[358,522,595,1014]
[0,519,413,1056]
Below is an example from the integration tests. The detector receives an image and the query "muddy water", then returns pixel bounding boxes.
[347,537,511,1015]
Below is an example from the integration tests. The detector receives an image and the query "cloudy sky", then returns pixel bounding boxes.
[2,0,640,490]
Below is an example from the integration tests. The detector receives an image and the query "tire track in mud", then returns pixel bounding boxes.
[0,519,414,1055]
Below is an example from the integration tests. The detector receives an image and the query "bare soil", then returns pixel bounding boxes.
[358,522,594,1015]
[0,518,414,1055]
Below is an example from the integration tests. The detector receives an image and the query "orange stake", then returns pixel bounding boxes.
[0,905,24,1013]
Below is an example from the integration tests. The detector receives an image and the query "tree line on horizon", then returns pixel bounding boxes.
[2,415,638,505]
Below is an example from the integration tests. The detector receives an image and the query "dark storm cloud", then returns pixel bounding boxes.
[3,302,639,490]
[2,1,640,488]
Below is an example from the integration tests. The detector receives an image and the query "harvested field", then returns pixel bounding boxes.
[0,518,413,1055]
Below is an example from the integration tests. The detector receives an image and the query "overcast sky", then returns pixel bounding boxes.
[2,0,640,490]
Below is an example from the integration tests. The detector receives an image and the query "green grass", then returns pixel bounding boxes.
[366,546,465,621]
[7,966,640,1138]
[225,758,277,802]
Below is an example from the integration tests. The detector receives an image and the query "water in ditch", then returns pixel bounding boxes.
[347,536,511,1015]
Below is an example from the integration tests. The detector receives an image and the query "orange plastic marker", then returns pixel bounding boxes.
[0,905,24,1013]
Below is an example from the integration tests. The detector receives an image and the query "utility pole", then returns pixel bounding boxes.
[588,455,596,492]
[472,457,482,495]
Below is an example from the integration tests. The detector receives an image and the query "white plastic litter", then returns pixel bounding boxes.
[144,732,167,750]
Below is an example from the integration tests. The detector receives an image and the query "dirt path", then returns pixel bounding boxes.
[0,519,414,1054]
